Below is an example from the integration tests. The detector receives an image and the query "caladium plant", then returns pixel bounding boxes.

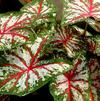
[0,37,72,96]
[20,0,56,25]
[64,0,100,23]
[52,25,81,58]
[0,13,30,50]
[88,58,100,92]
[87,35,100,56]
[0,0,100,101]
[50,57,99,101]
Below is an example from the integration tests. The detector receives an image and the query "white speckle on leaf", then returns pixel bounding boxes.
[6,54,27,69]
[57,82,68,93]
[54,90,60,96]
[0,70,3,76]
[28,70,39,86]
[72,88,83,101]
[45,64,70,75]
[17,47,31,66]
[1,79,16,91]
[35,68,48,81]
[17,73,27,91]
[29,37,42,54]
[56,75,67,83]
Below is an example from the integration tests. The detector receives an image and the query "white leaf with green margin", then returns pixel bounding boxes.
[50,57,98,101]
[0,13,31,50]
[21,0,55,23]
[0,37,72,96]
[64,0,100,24]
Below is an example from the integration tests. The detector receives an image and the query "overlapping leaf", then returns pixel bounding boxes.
[88,58,100,91]
[87,35,100,56]
[86,18,100,32]
[53,26,81,58]
[64,0,100,23]
[21,0,55,24]
[50,57,98,101]
[87,38,96,54]
[74,26,92,36]
[0,37,72,96]
[0,13,31,50]
[94,35,100,56]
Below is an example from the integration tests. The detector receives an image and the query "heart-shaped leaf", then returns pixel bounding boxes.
[0,13,31,50]
[50,57,98,101]
[64,0,100,23]
[0,37,72,96]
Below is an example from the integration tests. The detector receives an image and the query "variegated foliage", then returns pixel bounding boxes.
[64,0,100,23]
[50,57,99,101]
[0,13,31,50]
[0,0,99,100]
[87,35,100,56]
[21,0,56,24]
[0,37,72,96]
[53,26,81,58]
[0,0,56,50]
[88,58,100,91]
